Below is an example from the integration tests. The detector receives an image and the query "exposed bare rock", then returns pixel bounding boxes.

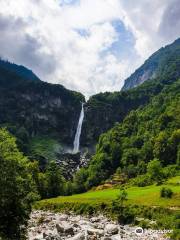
[104,224,119,235]
[27,211,170,240]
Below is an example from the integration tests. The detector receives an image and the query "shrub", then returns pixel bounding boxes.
[160,187,173,198]
[147,159,164,182]
[133,174,153,187]
[163,164,178,178]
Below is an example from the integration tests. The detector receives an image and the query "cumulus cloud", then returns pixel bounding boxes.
[158,0,180,42]
[0,0,179,97]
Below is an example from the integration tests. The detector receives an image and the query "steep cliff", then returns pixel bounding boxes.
[0,60,85,156]
[122,38,180,90]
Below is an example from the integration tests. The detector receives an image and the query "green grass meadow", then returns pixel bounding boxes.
[36,176,180,210]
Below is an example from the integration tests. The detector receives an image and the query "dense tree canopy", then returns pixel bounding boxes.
[0,128,38,239]
[73,78,180,191]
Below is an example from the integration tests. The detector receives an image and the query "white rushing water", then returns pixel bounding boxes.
[73,103,84,153]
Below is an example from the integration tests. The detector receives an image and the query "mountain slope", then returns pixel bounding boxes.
[0,60,85,156]
[0,38,179,163]
[74,77,180,190]
[0,59,40,82]
[81,38,180,148]
[122,38,180,90]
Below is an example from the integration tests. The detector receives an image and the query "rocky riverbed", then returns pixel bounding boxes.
[27,211,170,240]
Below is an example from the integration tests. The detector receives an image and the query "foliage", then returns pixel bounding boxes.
[160,187,173,198]
[29,137,62,170]
[45,161,65,198]
[0,58,40,82]
[0,128,38,239]
[132,174,153,187]
[30,160,65,199]
[123,38,180,90]
[36,178,180,209]
[72,168,88,193]
[147,159,164,183]
[117,189,128,204]
[73,78,180,191]
[111,189,132,224]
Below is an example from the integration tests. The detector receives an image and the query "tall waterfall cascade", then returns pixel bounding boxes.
[73,103,84,153]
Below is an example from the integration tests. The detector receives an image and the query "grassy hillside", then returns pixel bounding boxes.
[35,176,180,239]
[36,176,180,209]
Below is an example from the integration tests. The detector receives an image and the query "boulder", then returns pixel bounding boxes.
[43,230,60,239]
[105,224,119,235]
[56,223,74,236]
[87,228,104,236]
[111,235,121,240]
[32,233,44,240]
[58,214,69,221]
[70,215,81,222]
[67,232,85,240]
[90,217,100,223]
[64,226,74,235]
[56,224,64,233]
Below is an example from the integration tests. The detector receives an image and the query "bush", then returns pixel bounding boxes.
[133,174,153,187]
[163,164,179,178]
[111,190,135,224]
[147,159,164,182]
[160,187,173,198]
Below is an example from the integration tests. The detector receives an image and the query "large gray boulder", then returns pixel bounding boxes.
[56,223,74,236]
[105,224,119,235]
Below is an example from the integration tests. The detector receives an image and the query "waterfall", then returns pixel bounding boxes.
[73,103,84,153]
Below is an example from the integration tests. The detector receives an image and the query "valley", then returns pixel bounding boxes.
[0,38,179,240]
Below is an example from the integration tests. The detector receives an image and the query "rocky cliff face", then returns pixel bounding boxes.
[122,38,180,90]
[0,60,85,148]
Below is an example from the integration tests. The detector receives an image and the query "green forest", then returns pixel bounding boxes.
[0,38,179,239]
[72,79,180,192]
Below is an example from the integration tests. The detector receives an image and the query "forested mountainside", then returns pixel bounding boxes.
[81,38,180,147]
[0,59,40,82]
[0,59,84,157]
[122,38,180,90]
[0,38,179,161]
[73,77,180,192]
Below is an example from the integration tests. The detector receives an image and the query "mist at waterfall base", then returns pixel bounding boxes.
[73,103,84,154]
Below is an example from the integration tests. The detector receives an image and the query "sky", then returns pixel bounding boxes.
[0,0,180,98]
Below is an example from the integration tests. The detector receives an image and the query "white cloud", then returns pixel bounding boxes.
[118,0,169,58]
[0,0,179,98]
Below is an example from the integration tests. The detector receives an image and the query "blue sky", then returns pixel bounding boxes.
[107,20,136,60]
[0,0,179,97]
[59,0,80,6]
